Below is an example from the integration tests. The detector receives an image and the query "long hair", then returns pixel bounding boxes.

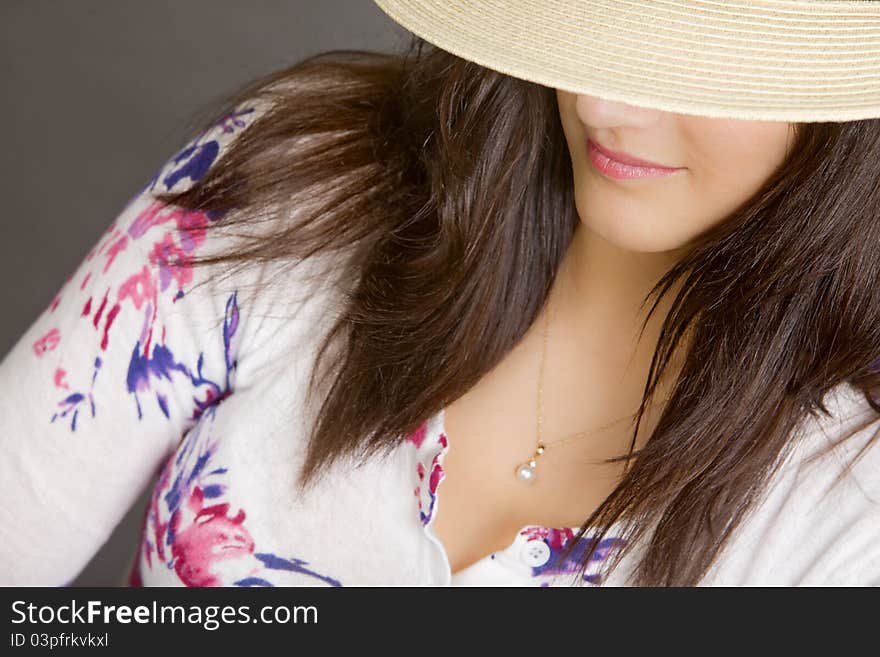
[155,35,880,586]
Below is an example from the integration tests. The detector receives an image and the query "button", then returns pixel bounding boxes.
[520,539,551,567]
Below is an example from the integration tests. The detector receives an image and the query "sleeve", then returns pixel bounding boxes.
[777,393,880,587]
[799,398,880,586]
[819,509,880,586]
[0,105,264,585]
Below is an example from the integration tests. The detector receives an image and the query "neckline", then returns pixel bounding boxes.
[409,407,630,582]
[437,406,586,532]
[411,407,619,536]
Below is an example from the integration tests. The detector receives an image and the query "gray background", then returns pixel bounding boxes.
[0,1,406,586]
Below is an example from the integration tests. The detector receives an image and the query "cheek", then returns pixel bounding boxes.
[688,125,790,222]
[701,127,788,180]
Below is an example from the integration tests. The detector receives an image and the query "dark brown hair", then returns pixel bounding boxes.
[156,35,880,586]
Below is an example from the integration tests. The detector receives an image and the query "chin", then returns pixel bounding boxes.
[578,212,690,255]
[575,191,697,255]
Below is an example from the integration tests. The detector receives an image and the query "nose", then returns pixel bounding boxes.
[574,93,666,130]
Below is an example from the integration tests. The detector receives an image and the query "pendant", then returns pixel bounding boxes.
[514,443,545,484]
[514,459,537,483]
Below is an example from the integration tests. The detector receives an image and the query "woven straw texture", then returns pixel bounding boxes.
[374,0,880,122]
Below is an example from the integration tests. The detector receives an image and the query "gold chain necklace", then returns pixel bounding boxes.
[512,300,657,484]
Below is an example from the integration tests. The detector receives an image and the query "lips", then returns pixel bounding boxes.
[586,138,685,180]
[587,138,681,170]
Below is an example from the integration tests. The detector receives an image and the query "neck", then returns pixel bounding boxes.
[546,223,690,395]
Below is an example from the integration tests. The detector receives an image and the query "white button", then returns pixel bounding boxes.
[520,539,551,567]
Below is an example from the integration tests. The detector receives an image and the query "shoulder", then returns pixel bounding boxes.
[139,98,351,378]
[146,103,264,197]
[704,381,880,585]
[792,381,880,504]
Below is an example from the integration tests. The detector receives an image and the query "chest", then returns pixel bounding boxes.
[428,395,652,577]
[420,307,675,577]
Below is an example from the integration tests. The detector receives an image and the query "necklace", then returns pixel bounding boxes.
[512,300,657,484]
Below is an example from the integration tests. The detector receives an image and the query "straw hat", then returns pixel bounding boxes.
[373,0,880,122]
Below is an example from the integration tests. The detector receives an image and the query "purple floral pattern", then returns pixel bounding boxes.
[43,108,255,431]
[77,105,343,587]
[131,403,343,587]
[518,526,628,585]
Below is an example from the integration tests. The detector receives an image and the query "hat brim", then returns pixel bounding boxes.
[374,0,880,122]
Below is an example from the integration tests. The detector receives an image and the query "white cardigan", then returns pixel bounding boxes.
[1,106,878,587]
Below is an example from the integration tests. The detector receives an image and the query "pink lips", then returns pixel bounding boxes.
[586,138,684,180]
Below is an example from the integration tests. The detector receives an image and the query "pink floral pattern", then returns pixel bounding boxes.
[132,403,343,587]
[115,106,343,587]
[409,420,447,526]
[43,110,251,432]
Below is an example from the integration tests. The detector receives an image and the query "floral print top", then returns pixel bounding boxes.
[1,103,879,587]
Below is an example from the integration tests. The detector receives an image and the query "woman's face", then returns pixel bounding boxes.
[555,89,796,255]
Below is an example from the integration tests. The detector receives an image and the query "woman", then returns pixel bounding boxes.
[1,0,879,587]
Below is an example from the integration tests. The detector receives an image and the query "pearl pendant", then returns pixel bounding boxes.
[514,457,538,483]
